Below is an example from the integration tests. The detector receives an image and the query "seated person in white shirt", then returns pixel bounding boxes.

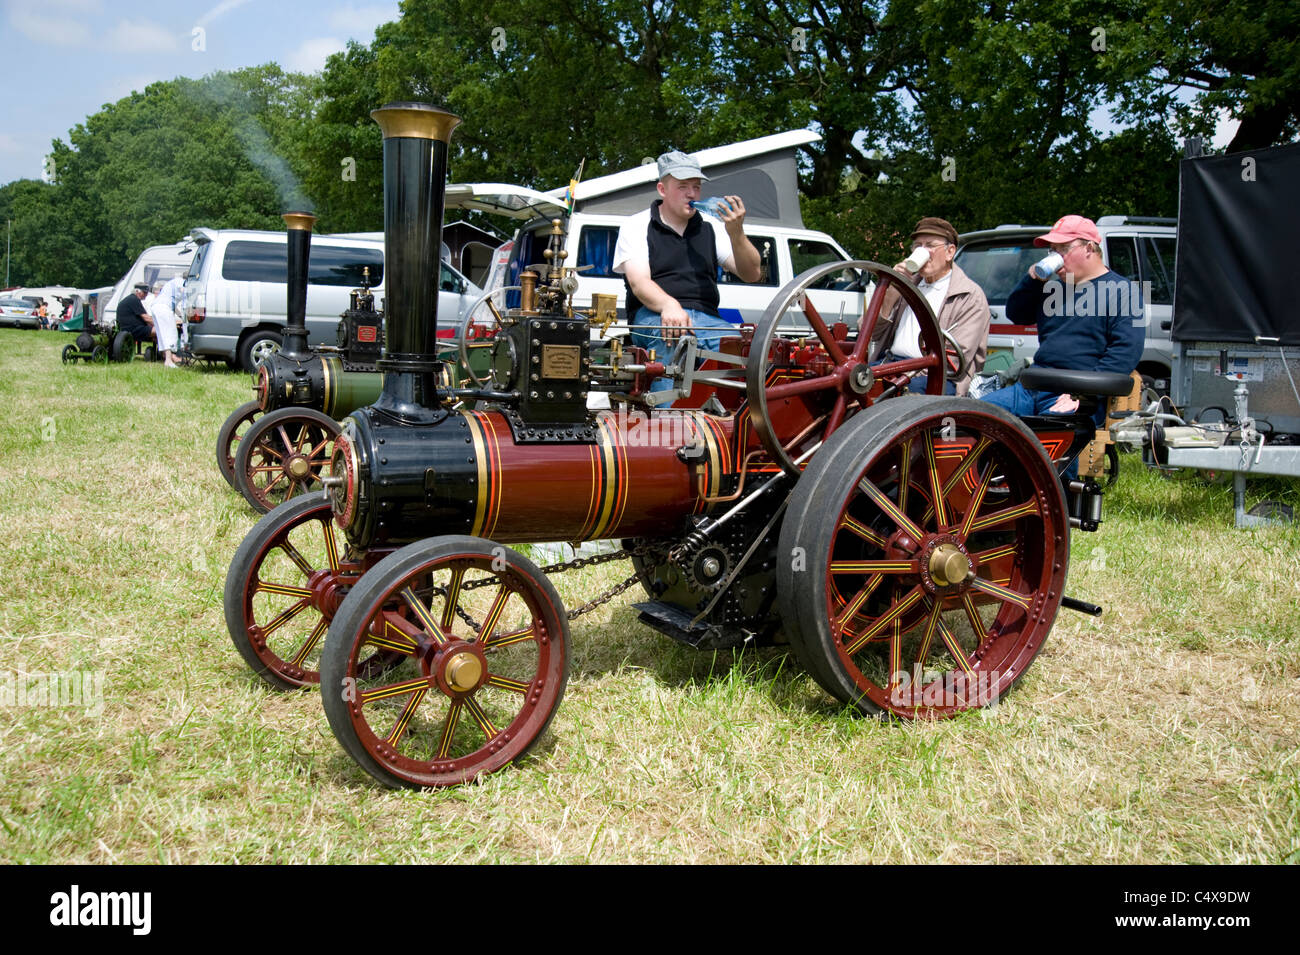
[870,216,990,395]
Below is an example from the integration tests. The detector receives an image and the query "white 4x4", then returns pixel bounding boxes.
[955,217,1177,394]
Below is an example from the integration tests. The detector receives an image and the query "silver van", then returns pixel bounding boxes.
[184,228,482,371]
[955,217,1177,393]
[102,240,197,322]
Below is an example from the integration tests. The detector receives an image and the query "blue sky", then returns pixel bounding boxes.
[0,0,401,186]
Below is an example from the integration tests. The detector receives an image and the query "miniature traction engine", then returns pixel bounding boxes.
[225,102,1130,790]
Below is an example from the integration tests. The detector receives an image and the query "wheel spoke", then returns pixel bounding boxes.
[857,476,925,540]
[823,394,848,440]
[484,673,531,694]
[436,700,463,759]
[401,586,450,645]
[277,539,316,578]
[920,436,993,526]
[853,281,889,361]
[289,616,328,667]
[833,573,886,630]
[257,598,310,638]
[912,596,943,669]
[957,461,996,538]
[371,613,421,654]
[765,373,839,402]
[386,687,428,745]
[840,514,887,548]
[965,498,1040,533]
[254,579,310,599]
[829,559,919,574]
[477,586,512,641]
[481,625,534,650]
[463,695,499,741]
[968,576,1034,610]
[801,297,847,365]
[924,431,948,529]
[897,437,913,515]
[844,584,925,654]
[360,676,429,705]
[440,567,465,630]
[960,592,989,645]
[321,521,340,571]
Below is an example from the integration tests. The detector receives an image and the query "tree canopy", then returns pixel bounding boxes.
[3,1,1294,286]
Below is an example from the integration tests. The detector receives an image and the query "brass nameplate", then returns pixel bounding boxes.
[541,344,582,379]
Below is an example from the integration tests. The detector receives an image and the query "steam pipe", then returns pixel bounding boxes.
[370,102,461,423]
[281,211,316,360]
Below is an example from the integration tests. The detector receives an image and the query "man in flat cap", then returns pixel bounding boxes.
[872,216,990,395]
[613,149,761,397]
[116,282,156,347]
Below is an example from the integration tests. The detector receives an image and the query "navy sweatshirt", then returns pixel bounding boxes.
[1006,269,1144,375]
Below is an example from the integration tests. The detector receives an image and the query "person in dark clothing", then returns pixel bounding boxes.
[613,149,761,397]
[980,215,1143,418]
[116,283,156,342]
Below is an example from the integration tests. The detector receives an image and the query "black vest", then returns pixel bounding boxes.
[625,200,720,318]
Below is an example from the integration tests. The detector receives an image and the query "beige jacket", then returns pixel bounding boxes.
[871,264,990,395]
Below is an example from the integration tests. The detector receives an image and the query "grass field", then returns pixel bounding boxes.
[1,328,1297,863]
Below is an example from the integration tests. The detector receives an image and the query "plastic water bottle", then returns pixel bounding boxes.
[690,197,733,218]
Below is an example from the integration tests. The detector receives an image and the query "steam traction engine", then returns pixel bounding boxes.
[215,212,385,511]
[226,103,1125,789]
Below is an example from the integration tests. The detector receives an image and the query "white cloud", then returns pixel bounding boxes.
[285,36,346,73]
[103,19,180,53]
[196,0,254,28]
[326,2,400,41]
[7,3,94,45]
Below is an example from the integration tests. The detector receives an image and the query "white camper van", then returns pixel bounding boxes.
[445,131,867,337]
[102,240,198,323]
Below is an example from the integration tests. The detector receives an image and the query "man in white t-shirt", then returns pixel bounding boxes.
[871,216,990,395]
[612,149,761,395]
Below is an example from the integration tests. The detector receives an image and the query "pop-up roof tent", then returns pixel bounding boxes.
[444,130,820,230]
[1174,141,1300,346]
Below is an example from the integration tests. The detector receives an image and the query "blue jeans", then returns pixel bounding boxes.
[981,382,1094,479]
[630,306,737,395]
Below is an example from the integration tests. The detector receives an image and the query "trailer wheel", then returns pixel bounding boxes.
[321,536,569,789]
[225,496,395,690]
[216,401,262,489]
[777,398,1068,718]
[747,260,947,477]
[233,407,340,513]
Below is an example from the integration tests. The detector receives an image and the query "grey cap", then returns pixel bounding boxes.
[657,149,708,182]
[133,282,150,291]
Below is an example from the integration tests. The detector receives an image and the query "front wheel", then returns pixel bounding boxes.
[216,401,263,489]
[239,330,283,374]
[233,407,340,513]
[777,397,1069,718]
[321,536,570,789]
[61,344,78,365]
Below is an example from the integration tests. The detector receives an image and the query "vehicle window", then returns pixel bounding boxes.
[221,241,383,286]
[1140,235,1176,306]
[311,245,384,287]
[954,241,1041,306]
[1105,237,1139,282]
[576,226,620,278]
[440,262,463,293]
[506,225,549,308]
[142,264,189,288]
[189,242,210,278]
[718,234,778,287]
[788,238,858,290]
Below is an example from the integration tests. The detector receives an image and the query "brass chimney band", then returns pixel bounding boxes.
[282,211,317,232]
[370,103,462,143]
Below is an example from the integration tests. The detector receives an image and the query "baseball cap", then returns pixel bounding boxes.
[910,216,958,245]
[657,149,708,182]
[1036,214,1102,247]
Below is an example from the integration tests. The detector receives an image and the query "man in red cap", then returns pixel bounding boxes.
[873,216,990,395]
[980,213,1143,415]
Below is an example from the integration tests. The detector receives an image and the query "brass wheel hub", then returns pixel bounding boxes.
[443,650,483,693]
[288,456,312,480]
[927,542,974,588]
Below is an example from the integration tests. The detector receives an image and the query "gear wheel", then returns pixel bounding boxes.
[681,541,734,592]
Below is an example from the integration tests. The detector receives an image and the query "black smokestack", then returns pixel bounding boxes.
[370,102,461,423]
[281,211,315,360]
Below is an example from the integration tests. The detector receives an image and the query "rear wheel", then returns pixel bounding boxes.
[112,330,135,362]
[778,397,1069,718]
[216,402,263,489]
[239,330,282,374]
